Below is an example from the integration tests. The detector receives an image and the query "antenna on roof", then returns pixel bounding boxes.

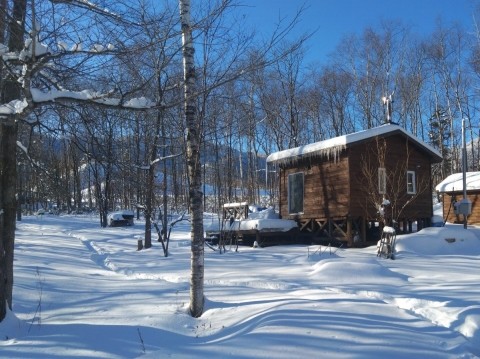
[382,91,396,125]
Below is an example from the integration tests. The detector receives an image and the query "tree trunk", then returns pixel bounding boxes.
[144,161,154,249]
[0,119,17,321]
[179,0,204,318]
[0,0,26,322]
[161,119,169,256]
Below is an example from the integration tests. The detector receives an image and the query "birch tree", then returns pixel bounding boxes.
[178,0,308,317]
[178,0,204,318]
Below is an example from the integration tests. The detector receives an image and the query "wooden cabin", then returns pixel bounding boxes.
[435,172,480,225]
[266,124,443,245]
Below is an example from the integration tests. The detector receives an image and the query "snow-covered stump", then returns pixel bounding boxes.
[137,238,143,251]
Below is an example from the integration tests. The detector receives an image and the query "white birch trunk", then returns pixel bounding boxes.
[179,0,205,318]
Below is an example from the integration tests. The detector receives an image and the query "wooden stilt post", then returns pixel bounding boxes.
[361,218,366,244]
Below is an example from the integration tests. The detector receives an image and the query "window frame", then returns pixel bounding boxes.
[407,170,416,194]
[288,172,304,214]
[378,167,386,194]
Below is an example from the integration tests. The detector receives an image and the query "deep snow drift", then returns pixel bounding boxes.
[1,213,479,358]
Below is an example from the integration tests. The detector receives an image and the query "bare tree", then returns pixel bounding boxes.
[395,38,428,136]
[423,22,471,175]
[334,22,408,130]
[179,0,205,318]
[178,0,310,317]
[309,64,355,138]
[0,0,168,321]
[0,0,27,322]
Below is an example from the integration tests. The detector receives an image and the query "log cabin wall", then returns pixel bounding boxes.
[441,191,480,224]
[348,135,434,221]
[278,155,350,221]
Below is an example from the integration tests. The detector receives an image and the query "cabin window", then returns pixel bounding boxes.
[378,168,386,194]
[407,171,416,194]
[288,172,304,214]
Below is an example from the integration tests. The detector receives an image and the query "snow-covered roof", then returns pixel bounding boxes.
[266,123,442,164]
[435,172,480,192]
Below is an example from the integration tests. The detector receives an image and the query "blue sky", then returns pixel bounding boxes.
[240,0,477,65]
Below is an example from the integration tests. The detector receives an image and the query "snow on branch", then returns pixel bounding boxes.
[30,88,155,109]
[0,89,155,120]
[0,99,28,116]
[56,41,115,53]
[133,153,183,170]
[16,140,50,175]
[50,0,122,21]
[20,37,49,60]
[150,153,182,166]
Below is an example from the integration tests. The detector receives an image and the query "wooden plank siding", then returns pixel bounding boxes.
[279,155,350,221]
[441,191,480,224]
[348,135,434,221]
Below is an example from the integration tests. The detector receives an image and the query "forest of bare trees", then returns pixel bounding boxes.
[0,0,307,320]
[12,18,480,213]
[6,4,480,219]
[2,0,480,319]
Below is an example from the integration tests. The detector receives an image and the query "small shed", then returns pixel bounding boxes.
[435,172,480,225]
[266,123,443,245]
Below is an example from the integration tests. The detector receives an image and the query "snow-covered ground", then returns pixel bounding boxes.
[1,212,480,358]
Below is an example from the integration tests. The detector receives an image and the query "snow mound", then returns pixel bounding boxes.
[248,207,279,219]
[0,309,27,341]
[395,225,480,255]
[310,258,408,285]
[456,308,480,343]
